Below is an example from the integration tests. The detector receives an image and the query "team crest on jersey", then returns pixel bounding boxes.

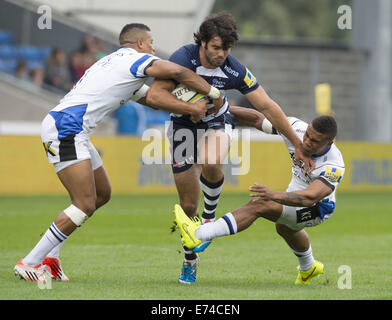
[320,166,342,183]
[244,68,257,88]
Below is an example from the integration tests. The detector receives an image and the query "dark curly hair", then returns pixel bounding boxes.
[194,12,239,50]
[311,115,338,139]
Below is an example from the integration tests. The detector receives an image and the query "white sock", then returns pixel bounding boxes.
[46,240,65,258]
[195,212,238,242]
[23,223,68,266]
[292,245,314,271]
[46,226,79,258]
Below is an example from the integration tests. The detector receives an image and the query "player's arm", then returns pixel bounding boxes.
[132,84,158,110]
[229,105,279,134]
[145,60,221,103]
[229,106,264,129]
[145,78,207,123]
[249,180,333,208]
[244,86,314,172]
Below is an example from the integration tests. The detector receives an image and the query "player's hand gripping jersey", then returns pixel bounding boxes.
[169,44,259,123]
[49,47,159,135]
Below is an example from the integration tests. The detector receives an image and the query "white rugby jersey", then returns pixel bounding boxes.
[279,117,345,204]
[50,47,159,133]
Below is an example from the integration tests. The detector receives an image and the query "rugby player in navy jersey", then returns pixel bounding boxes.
[146,12,313,284]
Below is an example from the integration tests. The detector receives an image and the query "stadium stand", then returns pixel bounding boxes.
[0,26,170,136]
[0,31,51,75]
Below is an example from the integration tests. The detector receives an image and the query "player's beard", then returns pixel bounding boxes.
[203,46,225,68]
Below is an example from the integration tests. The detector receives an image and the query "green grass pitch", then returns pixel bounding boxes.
[0,193,391,300]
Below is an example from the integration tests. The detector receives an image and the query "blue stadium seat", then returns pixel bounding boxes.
[38,47,51,60]
[0,30,14,45]
[17,46,43,60]
[0,45,18,59]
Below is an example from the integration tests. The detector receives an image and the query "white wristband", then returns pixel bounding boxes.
[133,84,149,101]
[261,118,274,134]
[208,86,221,99]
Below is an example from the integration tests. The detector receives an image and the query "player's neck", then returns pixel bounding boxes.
[312,145,332,158]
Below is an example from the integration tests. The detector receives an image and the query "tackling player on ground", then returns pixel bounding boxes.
[147,11,314,284]
[14,23,224,283]
[174,108,345,284]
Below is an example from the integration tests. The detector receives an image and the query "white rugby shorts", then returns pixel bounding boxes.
[41,113,103,173]
[277,205,332,231]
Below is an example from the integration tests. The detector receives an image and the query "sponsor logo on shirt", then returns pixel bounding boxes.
[321,166,343,183]
[224,65,239,77]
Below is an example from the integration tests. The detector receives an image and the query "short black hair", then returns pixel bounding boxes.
[119,23,150,45]
[311,115,338,139]
[194,11,239,50]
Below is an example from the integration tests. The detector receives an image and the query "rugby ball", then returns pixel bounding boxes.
[171,84,208,103]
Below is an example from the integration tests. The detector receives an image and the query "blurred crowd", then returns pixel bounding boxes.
[13,35,106,93]
[0,30,169,134]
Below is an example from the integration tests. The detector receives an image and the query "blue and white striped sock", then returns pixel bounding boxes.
[200,175,224,222]
[195,212,238,242]
[23,223,68,266]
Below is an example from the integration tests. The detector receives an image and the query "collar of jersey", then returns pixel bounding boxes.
[119,46,137,53]
[312,146,332,158]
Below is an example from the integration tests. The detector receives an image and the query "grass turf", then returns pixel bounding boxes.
[0,193,391,300]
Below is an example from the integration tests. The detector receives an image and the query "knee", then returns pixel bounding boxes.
[247,198,268,218]
[96,186,111,208]
[275,223,293,238]
[202,164,223,182]
[73,196,97,217]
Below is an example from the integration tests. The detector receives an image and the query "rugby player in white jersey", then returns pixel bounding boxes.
[174,108,345,284]
[14,23,225,282]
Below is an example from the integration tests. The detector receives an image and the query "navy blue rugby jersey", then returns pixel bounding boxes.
[169,44,259,122]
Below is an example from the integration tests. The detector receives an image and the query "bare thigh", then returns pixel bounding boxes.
[198,129,230,165]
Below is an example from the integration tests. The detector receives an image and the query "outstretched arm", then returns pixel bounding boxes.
[229,105,278,134]
[249,179,333,208]
[244,86,314,172]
